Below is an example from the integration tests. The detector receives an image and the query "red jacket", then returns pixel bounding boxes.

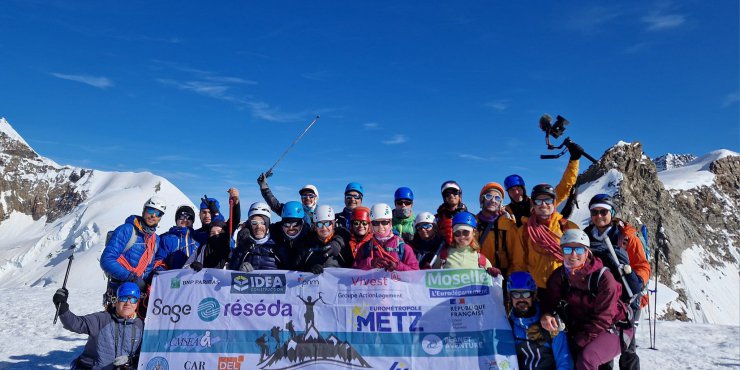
[353,234,419,271]
[543,256,630,349]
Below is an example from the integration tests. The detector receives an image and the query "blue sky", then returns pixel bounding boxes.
[1,1,738,216]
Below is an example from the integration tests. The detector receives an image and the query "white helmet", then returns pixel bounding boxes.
[313,205,334,223]
[414,212,436,228]
[370,203,392,221]
[560,229,590,247]
[144,196,167,213]
[248,202,272,219]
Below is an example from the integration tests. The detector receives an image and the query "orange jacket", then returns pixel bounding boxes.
[510,212,579,289]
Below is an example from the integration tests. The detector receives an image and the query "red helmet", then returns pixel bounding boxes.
[352,206,371,222]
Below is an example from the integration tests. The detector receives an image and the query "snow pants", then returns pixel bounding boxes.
[576,328,634,370]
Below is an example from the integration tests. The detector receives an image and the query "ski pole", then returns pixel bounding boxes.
[265,115,320,178]
[54,244,76,324]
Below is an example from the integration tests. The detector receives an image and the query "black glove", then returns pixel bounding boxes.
[486,267,502,277]
[191,261,204,272]
[384,260,397,272]
[371,258,385,269]
[53,288,69,313]
[566,141,584,161]
[131,276,147,292]
[257,173,269,190]
[310,264,324,275]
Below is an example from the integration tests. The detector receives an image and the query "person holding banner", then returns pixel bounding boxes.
[272,201,310,267]
[540,229,633,370]
[508,271,573,370]
[184,220,232,271]
[53,282,144,370]
[353,203,419,271]
[434,211,500,277]
[231,202,289,272]
[410,211,446,269]
[294,205,348,274]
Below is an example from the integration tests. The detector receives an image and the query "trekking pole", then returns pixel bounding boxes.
[53,244,76,324]
[265,115,320,178]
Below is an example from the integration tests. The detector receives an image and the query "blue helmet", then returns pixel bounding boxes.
[345,182,364,196]
[199,197,221,211]
[507,271,537,292]
[504,175,525,191]
[451,211,477,228]
[281,201,306,219]
[394,187,414,201]
[117,282,141,300]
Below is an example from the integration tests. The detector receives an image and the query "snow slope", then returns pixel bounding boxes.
[658,149,739,191]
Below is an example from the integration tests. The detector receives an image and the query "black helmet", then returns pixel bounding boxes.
[589,194,617,213]
[531,183,556,199]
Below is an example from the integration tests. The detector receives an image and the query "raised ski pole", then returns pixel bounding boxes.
[265,115,320,178]
[53,244,76,324]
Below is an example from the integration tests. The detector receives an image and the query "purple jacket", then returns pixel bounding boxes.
[543,256,629,349]
[353,234,420,271]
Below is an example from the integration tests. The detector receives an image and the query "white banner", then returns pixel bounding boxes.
[139,268,518,370]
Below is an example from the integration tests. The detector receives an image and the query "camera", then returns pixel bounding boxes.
[539,114,569,139]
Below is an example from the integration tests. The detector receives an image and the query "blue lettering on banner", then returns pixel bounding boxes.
[356,308,423,332]
[231,273,287,294]
[223,299,293,317]
[197,298,220,322]
[389,361,410,370]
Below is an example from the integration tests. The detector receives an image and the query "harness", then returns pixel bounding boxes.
[479,219,509,270]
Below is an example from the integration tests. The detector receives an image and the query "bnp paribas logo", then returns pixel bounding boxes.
[170,277,181,289]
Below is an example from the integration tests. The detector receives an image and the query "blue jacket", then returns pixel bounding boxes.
[100,215,161,282]
[509,304,573,370]
[157,226,199,270]
[61,309,143,370]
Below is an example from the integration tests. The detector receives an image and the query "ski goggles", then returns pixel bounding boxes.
[590,209,610,217]
[371,220,391,227]
[144,207,164,217]
[352,220,369,227]
[416,223,433,230]
[562,246,587,255]
[533,198,555,206]
[510,291,533,299]
[395,200,412,206]
[117,296,139,304]
[481,193,502,202]
[453,229,472,237]
[315,221,333,229]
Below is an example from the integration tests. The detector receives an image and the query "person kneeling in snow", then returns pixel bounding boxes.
[53,282,144,370]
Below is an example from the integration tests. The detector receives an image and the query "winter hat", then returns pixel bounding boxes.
[200,197,221,211]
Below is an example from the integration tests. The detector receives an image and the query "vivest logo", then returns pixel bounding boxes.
[146,356,169,370]
[198,298,220,322]
[425,270,491,298]
[231,273,287,294]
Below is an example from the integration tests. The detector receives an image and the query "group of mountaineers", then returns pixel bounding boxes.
[52,141,652,370]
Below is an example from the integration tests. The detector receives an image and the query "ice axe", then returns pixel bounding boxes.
[265,115,320,178]
[53,244,76,325]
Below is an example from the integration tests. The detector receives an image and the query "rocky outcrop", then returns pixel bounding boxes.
[653,153,697,171]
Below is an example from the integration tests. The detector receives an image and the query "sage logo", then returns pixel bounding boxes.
[170,277,181,289]
[197,298,220,322]
[231,273,287,294]
[426,270,491,298]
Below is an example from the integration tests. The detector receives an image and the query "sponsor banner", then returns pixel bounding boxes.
[140,268,517,370]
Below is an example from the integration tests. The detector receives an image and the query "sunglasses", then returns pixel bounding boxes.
[345,194,362,201]
[300,193,316,199]
[282,221,302,228]
[510,291,533,299]
[315,221,333,229]
[416,223,433,230]
[443,189,460,197]
[453,229,472,237]
[145,208,164,217]
[371,220,391,226]
[395,200,412,206]
[250,219,266,226]
[562,246,587,255]
[590,209,610,217]
[352,220,369,227]
[482,193,502,202]
[177,212,194,221]
[533,198,555,206]
[117,296,139,304]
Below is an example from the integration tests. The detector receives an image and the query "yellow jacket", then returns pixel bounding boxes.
[477,215,520,275]
[510,212,579,289]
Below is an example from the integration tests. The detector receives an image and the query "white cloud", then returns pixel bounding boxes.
[486,100,510,111]
[642,13,685,31]
[363,122,380,130]
[50,73,113,88]
[246,101,310,123]
[382,134,407,145]
[459,154,488,161]
[723,92,740,107]
[565,6,623,34]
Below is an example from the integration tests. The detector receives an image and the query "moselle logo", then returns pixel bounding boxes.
[171,277,181,289]
[389,361,410,370]
[198,298,220,322]
[355,305,423,332]
[231,273,286,294]
[151,299,192,323]
[218,355,244,369]
[146,356,169,370]
[426,270,491,298]
[421,334,443,355]
[183,360,205,370]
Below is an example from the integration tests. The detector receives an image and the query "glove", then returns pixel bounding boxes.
[371,258,385,269]
[190,261,204,272]
[384,260,397,272]
[130,276,147,292]
[257,173,269,190]
[310,264,324,275]
[53,288,69,314]
[566,141,584,161]
[486,267,501,277]
[239,261,254,272]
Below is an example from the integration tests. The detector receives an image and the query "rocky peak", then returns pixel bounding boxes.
[653,153,697,172]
